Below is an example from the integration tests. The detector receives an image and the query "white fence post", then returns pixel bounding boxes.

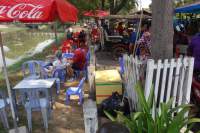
[144,59,155,99]
[122,55,194,120]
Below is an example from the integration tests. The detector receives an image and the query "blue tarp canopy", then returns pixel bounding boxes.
[175,2,200,13]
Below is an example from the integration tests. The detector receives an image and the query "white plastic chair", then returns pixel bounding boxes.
[0,91,9,129]
[23,88,51,132]
[21,60,41,80]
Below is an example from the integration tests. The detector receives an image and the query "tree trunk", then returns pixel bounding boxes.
[101,0,105,10]
[151,0,174,60]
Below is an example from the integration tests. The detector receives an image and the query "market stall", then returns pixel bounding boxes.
[175,2,200,13]
[174,2,200,56]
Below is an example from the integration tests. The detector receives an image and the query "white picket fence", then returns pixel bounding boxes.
[144,57,194,114]
[123,54,145,111]
[123,55,194,113]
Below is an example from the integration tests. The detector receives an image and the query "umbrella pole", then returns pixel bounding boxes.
[0,33,18,131]
[54,22,58,44]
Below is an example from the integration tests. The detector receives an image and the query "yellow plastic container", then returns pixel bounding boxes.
[95,70,122,104]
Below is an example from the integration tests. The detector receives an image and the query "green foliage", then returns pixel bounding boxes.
[69,0,137,15]
[175,0,196,7]
[69,0,100,13]
[105,83,200,133]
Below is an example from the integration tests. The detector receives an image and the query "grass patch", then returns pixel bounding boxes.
[0,34,64,82]
[0,34,65,131]
[0,27,27,33]
[3,32,53,59]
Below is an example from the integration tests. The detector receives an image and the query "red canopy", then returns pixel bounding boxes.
[0,0,78,23]
[83,10,109,18]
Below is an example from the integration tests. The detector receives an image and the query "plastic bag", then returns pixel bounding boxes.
[98,92,127,117]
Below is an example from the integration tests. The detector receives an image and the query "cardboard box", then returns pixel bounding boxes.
[95,70,122,104]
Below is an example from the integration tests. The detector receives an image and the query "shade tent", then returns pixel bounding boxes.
[0,0,78,23]
[0,0,78,131]
[175,2,200,14]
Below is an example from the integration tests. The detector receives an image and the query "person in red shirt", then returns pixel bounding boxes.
[62,39,73,53]
[72,32,80,48]
[117,22,124,35]
[72,48,86,71]
[91,26,100,38]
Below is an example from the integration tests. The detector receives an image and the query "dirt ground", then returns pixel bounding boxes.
[96,51,119,70]
[9,81,88,133]
[28,51,118,133]
[0,51,119,133]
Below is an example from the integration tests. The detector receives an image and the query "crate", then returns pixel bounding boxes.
[95,70,122,104]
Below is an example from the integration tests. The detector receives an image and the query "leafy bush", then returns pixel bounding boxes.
[105,83,200,133]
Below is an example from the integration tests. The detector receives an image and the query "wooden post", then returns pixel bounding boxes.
[0,33,18,131]
[133,9,143,56]
[54,22,58,44]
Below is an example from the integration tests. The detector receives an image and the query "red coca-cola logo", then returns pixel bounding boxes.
[0,4,44,19]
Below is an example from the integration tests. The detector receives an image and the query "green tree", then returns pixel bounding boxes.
[175,0,196,7]
[69,0,137,15]
[68,0,100,13]
[106,0,137,14]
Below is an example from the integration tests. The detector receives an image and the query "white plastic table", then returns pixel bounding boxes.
[13,78,56,90]
[12,78,57,119]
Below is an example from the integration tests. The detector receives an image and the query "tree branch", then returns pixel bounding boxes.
[112,0,128,14]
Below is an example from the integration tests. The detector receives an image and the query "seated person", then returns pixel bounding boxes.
[72,32,80,49]
[72,48,86,71]
[45,51,64,72]
[62,39,73,53]
[44,51,74,79]
[79,30,86,47]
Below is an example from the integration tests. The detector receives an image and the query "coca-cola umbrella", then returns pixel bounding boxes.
[0,0,78,23]
[0,0,78,131]
[83,10,109,18]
